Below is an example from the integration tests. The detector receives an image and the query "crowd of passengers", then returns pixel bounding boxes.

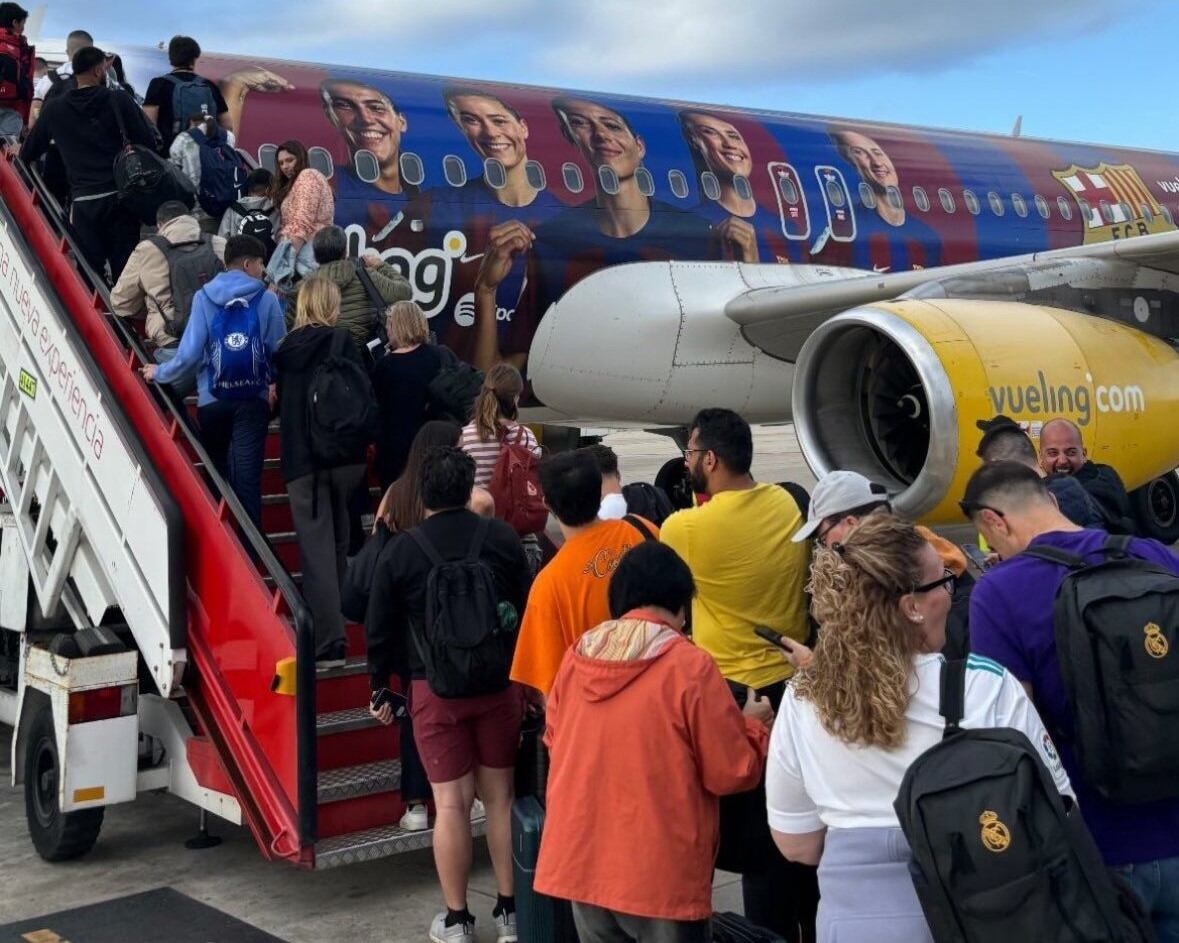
[1,13,1178,943]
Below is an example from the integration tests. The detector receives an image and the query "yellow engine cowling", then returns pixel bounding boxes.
[792,298,1179,524]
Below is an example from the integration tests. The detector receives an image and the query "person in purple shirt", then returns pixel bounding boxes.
[961,460,1179,940]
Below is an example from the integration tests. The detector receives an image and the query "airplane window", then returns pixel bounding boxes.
[963,189,980,215]
[235,148,259,170]
[777,173,799,205]
[400,152,425,187]
[827,178,847,208]
[525,160,546,192]
[734,174,753,201]
[913,186,930,212]
[308,146,334,179]
[1057,196,1073,220]
[668,169,689,199]
[1099,200,1114,224]
[858,182,876,209]
[1034,194,1050,219]
[598,165,620,195]
[1077,198,1092,221]
[258,143,277,173]
[701,171,721,201]
[938,188,955,213]
[988,191,1005,216]
[635,166,655,197]
[1142,203,1154,225]
[1119,201,1133,222]
[885,186,902,210]
[443,154,467,188]
[484,157,508,190]
[1162,205,1174,226]
[563,162,584,194]
[353,150,380,184]
[1011,193,1027,218]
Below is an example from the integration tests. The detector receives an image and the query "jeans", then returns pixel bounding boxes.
[1115,855,1179,942]
[197,398,270,529]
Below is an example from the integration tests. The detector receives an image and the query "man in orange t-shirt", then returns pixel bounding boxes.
[510,450,658,698]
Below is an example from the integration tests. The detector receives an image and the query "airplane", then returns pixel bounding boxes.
[40,39,1179,539]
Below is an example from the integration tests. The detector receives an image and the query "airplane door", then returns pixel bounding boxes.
[814,165,857,244]
[768,162,811,241]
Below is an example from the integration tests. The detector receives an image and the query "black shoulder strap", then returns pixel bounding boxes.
[466,516,491,563]
[940,658,966,739]
[1103,533,1132,556]
[407,526,444,568]
[230,200,255,218]
[354,259,386,315]
[622,514,656,542]
[110,92,129,146]
[1022,545,1087,568]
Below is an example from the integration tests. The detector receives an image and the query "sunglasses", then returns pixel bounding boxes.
[958,500,1005,520]
[913,568,957,595]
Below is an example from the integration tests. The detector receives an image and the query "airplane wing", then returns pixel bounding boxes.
[726,228,1179,361]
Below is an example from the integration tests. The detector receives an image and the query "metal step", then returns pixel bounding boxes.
[317,705,380,736]
[315,654,368,681]
[269,530,297,545]
[317,758,401,804]
[315,819,487,869]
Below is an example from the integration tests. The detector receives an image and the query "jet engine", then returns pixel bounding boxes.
[792,299,1179,524]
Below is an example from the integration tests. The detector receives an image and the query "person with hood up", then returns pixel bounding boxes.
[275,278,369,668]
[306,224,411,350]
[536,541,773,943]
[143,235,286,528]
[218,167,277,250]
[20,44,157,281]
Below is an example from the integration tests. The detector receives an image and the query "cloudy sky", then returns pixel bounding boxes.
[34,0,1174,149]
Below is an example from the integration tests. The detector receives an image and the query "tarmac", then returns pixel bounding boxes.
[1,426,809,943]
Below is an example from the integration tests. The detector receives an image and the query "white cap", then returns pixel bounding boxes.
[792,470,890,542]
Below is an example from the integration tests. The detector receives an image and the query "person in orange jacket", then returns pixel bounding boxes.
[536,541,774,943]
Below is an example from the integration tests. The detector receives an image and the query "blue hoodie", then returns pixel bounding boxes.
[153,270,286,406]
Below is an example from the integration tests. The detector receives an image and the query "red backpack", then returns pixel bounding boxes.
[488,425,547,536]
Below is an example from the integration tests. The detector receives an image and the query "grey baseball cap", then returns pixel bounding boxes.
[792,470,890,542]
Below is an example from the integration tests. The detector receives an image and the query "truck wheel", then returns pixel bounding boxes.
[1131,472,1179,545]
[24,703,104,861]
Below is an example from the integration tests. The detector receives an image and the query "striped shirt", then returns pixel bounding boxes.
[459,420,540,488]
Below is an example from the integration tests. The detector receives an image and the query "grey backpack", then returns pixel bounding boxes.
[148,235,224,339]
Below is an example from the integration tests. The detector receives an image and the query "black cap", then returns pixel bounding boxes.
[975,414,1025,458]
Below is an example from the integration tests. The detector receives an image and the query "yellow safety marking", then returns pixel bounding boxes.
[272,656,297,696]
[23,930,68,942]
[72,786,104,803]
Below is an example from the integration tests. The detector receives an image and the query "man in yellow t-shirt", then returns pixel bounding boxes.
[660,407,815,940]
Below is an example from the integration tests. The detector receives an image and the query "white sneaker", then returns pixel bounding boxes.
[470,798,486,823]
[429,912,476,943]
[399,803,428,832]
[494,910,518,943]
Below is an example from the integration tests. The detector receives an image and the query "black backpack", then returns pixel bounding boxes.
[407,517,517,699]
[110,98,195,225]
[306,331,378,469]
[895,659,1148,943]
[230,200,276,259]
[622,482,674,527]
[1023,535,1179,804]
[147,234,224,339]
[428,345,484,424]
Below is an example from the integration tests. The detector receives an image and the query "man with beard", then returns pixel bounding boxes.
[471,96,712,374]
[415,87,563,364]
[678,109,793,264]
[828,127,942,272]
[659,408,817,942]
[1038,417,1136,534]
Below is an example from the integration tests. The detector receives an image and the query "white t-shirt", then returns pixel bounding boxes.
[34,62,71,102]
[599,492,627,520]
[767,652,1073,834]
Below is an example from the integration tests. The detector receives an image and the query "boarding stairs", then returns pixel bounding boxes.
[0,154,440,868]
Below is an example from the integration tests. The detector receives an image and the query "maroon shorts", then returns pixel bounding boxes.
[409,681,523,784]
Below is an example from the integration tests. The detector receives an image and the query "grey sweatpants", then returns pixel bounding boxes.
[572,902,710,943]
[286,464,367,656]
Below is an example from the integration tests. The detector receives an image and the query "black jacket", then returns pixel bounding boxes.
[20,84,157,197]
[1074,461,1136,535]
[364,508,530,690]
[275,324,369,484]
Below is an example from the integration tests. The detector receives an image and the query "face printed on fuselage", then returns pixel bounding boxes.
[450,94,529,171]
[682,112,752,180]
[837,130,899,193]
[323,80,406,170]
[559,99,645,181]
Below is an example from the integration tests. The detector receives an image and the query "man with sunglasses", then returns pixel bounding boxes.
[793,470,974,658]
[963,461,1179,938]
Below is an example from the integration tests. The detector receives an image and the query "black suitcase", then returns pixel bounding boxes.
[511,796,578,943]
[711,912,785,943]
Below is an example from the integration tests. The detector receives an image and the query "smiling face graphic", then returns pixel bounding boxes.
[323,80,406,169]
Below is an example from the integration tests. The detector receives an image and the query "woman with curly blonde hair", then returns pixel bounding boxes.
[765,513,1071,943]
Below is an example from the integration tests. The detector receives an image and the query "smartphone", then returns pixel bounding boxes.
[754,625,794,652]
[370,687,408,720]
[961,543,990,573]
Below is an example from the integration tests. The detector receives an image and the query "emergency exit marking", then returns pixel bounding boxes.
[18,368,36,399]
